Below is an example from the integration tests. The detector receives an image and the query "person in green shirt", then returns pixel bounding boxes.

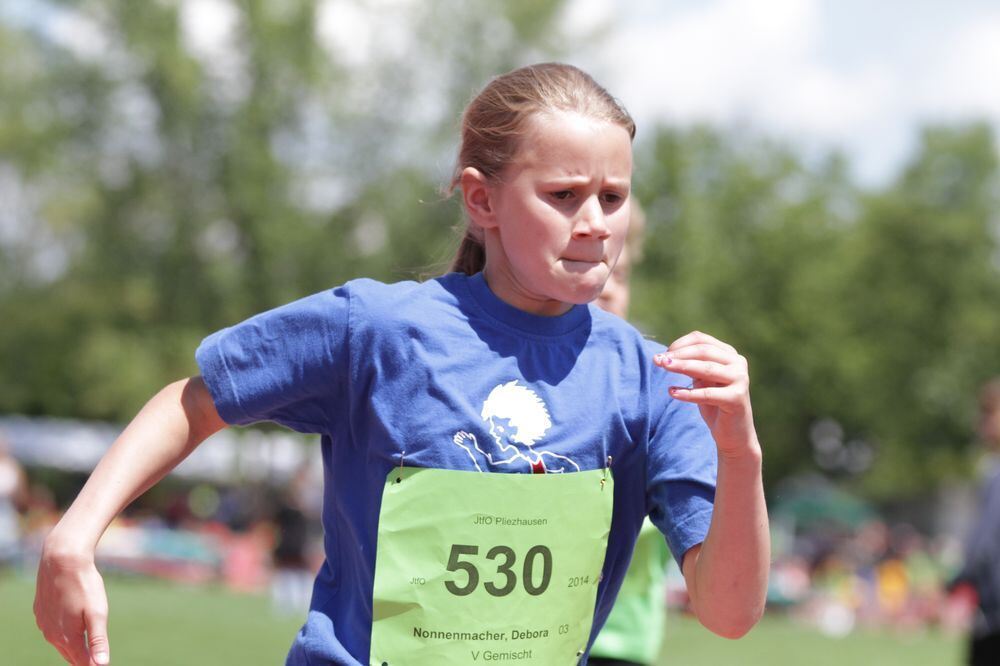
[592,204,672,666]
[591,519,671,665]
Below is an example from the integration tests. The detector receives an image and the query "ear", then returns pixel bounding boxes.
[459,167,499,230]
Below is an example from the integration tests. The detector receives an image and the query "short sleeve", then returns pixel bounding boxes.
[645,367,718,566]
[195,285,352,434]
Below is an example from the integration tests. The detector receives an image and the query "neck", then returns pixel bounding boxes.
[480,232,574,317]
[482,264,574,317]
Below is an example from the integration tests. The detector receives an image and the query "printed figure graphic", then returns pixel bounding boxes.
[453,380,580,474]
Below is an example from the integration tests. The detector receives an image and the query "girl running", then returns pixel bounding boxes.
[35,62,768,666]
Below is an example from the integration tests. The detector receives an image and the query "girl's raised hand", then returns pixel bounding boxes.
[34,542,111,666]
[654,330,760,461]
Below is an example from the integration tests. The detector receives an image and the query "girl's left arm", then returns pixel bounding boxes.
[654,331,769,639]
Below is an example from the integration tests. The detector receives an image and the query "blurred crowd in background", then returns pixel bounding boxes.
[0,421,989,637]
[0,431,324,615]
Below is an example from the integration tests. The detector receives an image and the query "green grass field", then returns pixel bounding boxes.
[3,570,962,665]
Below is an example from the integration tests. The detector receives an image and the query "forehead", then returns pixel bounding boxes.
[511,110,633,180]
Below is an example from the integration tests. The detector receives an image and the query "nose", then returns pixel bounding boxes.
[572,195,610,241]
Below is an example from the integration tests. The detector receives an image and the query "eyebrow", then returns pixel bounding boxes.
[540,176,631,189]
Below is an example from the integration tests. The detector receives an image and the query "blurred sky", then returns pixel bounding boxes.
[568,0,1000,186]
[4,0,1000,187]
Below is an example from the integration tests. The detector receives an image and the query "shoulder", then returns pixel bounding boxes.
[586,305,647,347]
[586,310,695,406]
[342,274,471,344]
[586,306,667,370]
[206,277,458,341]
[344,274,461,318]
[340,276,427,301]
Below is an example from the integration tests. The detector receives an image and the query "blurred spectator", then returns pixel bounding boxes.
[221,520,272,593]
[594,198,644,321]
[270,464,319,616]
[950,377,1000,665]
[591,204,668,666]
[766,509,962,638]
[0,435,29,567]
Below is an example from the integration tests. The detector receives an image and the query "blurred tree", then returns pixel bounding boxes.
[835,124,1000,497]
[630,126,860,487]
[2,2,997,497]
[629,123,1000,496]
[0,0,572,420]
[0,14,116,416]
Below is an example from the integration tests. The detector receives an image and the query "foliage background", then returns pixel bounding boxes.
[1,0,999,501]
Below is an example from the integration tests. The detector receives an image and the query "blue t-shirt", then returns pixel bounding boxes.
[196,272,717,665]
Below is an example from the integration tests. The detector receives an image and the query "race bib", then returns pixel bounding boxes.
[370,466,613,665]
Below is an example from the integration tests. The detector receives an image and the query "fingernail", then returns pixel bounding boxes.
[95,653,110,665]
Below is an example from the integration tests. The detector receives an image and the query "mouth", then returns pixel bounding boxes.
[561,257,605,268]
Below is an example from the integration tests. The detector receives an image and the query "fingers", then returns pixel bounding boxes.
[655,344,748,383]
[657,332,760,456]
[48,634,74,664]
[669,330,737,355]
[62,619,91,666]
[655,355,742,386]
[654,331,751,411]
[86,607,111,665]
[34,551,110,666]
[660,343,739,365]
[34,595,78,664]
[41,612,109,666]
[667,384,743,408]
[42,621,90,666]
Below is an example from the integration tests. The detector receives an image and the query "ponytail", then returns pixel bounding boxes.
[450,227,486,275]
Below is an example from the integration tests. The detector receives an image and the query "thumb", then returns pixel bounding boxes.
[85,609,110,665]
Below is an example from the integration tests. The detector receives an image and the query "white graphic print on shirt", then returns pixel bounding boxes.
[452,380,580,474]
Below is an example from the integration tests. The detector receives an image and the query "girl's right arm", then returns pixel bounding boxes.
[34,376,227,666]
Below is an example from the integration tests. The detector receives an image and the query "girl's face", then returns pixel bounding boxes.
[477,110,633,316]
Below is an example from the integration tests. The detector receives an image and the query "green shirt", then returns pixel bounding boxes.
[589,519,670,664]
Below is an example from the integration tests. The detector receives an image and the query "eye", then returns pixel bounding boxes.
[601,191,625,205]
[550,190,574,201]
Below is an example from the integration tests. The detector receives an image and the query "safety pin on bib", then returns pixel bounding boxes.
[601,455,612,490]
[395,450,405,484]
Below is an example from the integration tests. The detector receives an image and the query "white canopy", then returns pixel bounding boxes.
[0,415,315,484]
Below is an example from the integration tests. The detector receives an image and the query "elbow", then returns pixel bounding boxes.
[699,603,765,640]
[707,618,760,640]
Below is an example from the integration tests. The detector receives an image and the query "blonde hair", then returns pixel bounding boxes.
[449,63,635,275]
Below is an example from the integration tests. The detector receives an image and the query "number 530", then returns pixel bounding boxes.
[444,544,552,597]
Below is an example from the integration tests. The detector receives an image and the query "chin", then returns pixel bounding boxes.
[541,269,607,306]
[563,283,606,306]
